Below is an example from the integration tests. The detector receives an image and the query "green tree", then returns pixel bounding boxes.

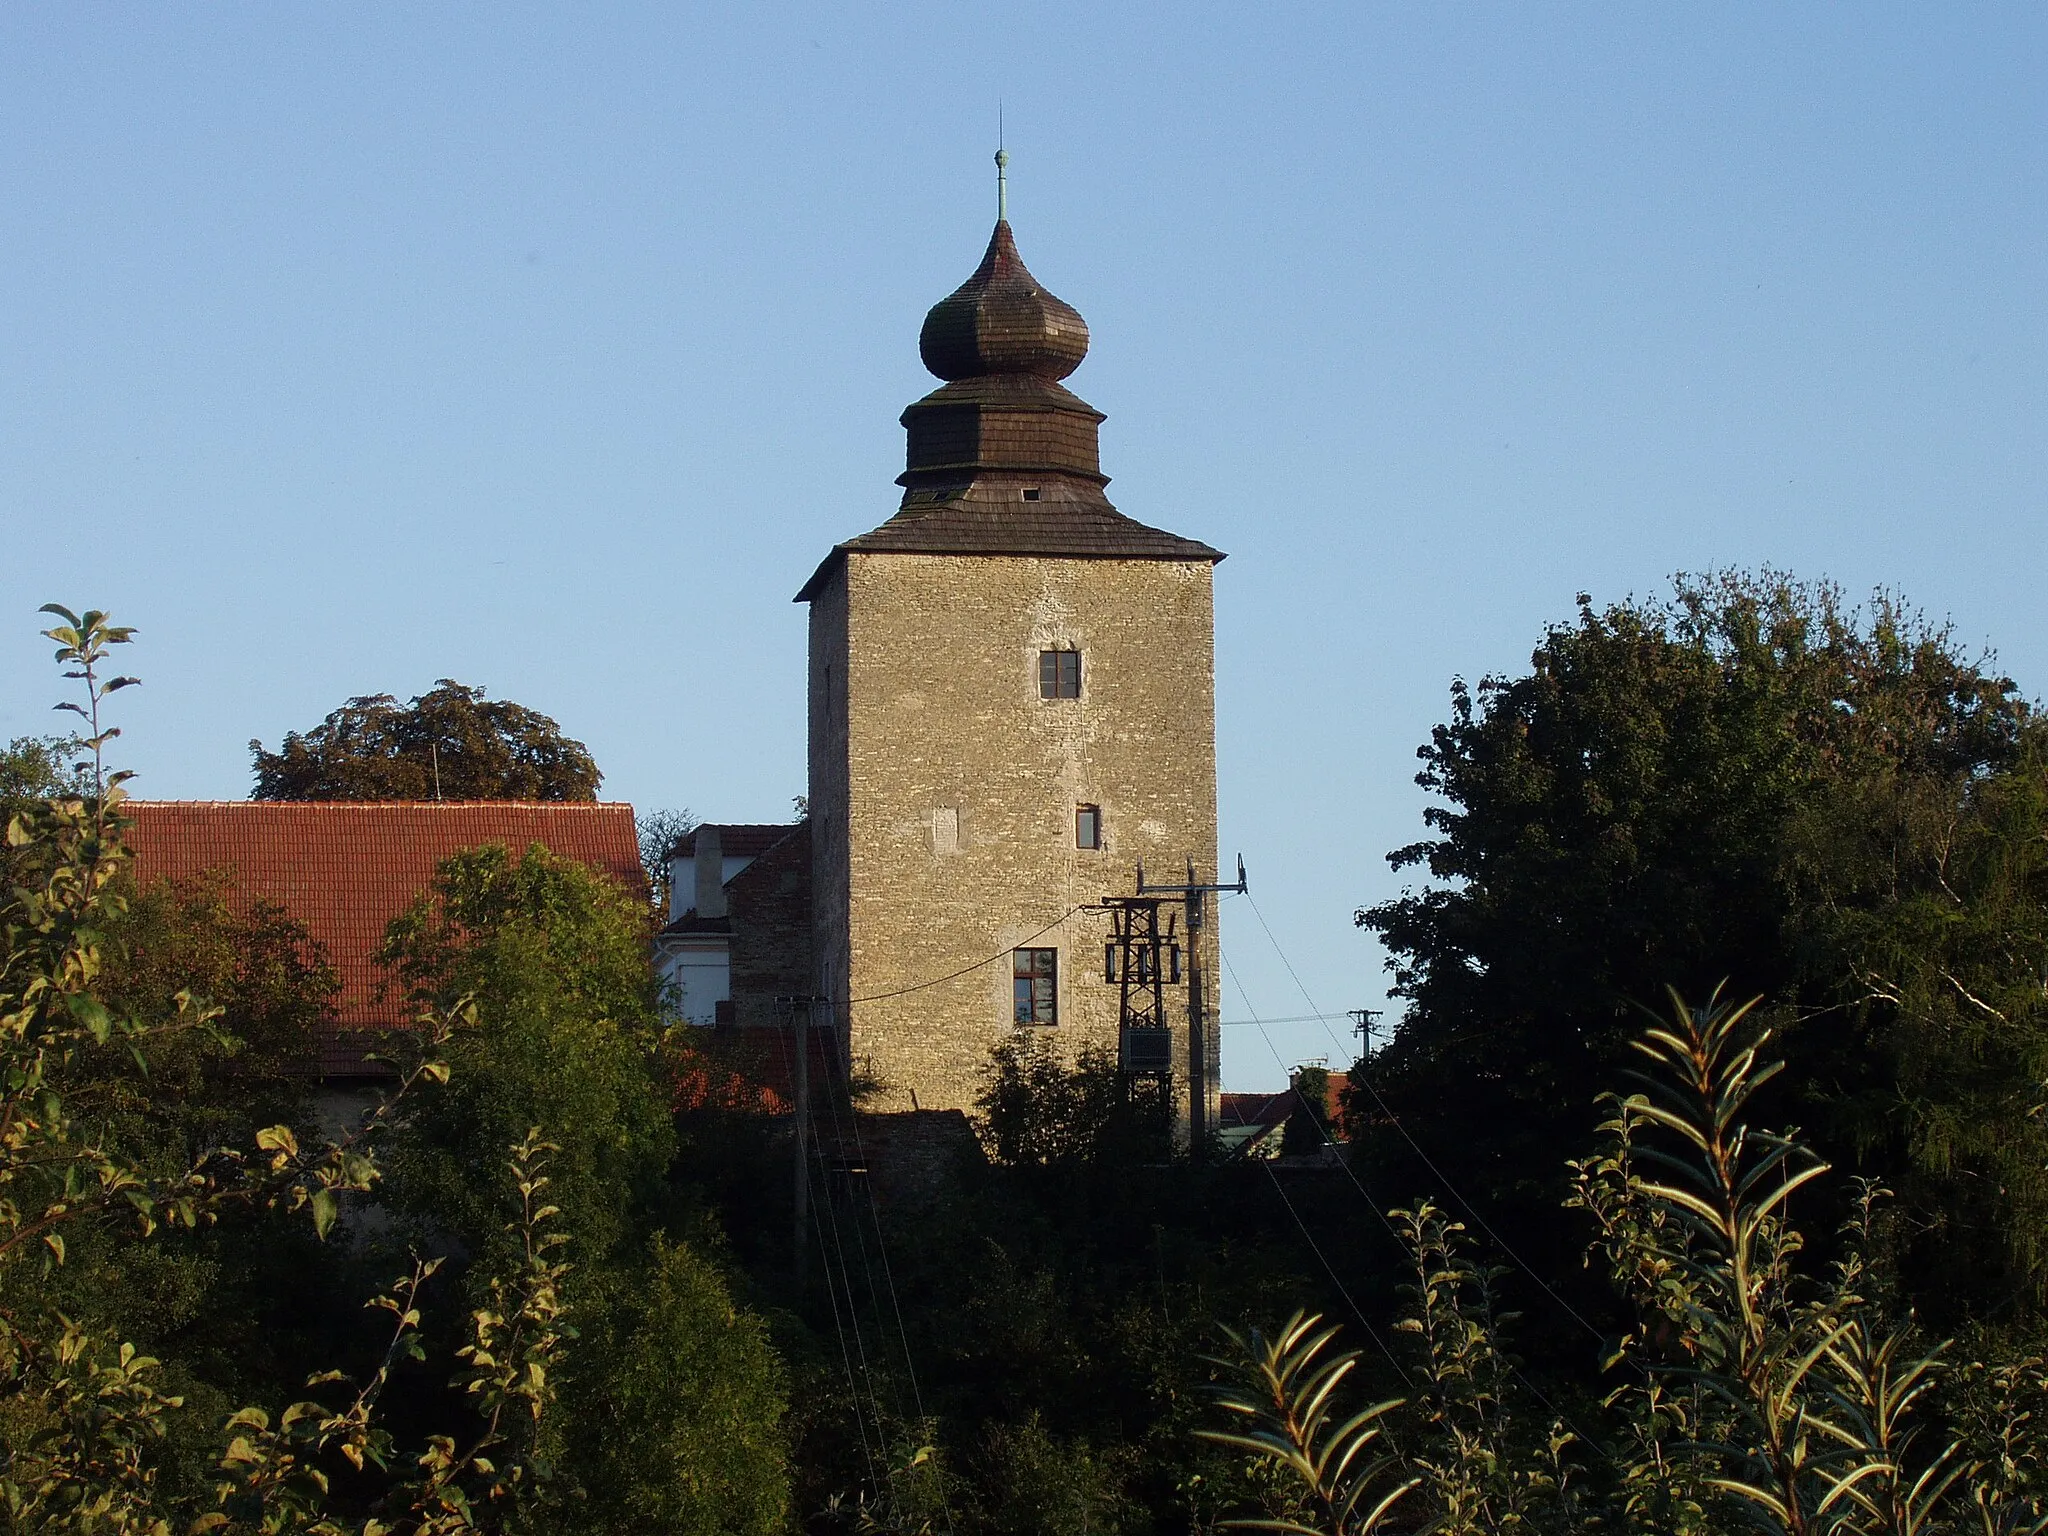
[1351,572,2042,1317]
[57,874,344,1484]
[1784,740,2048,1326]
[375,842,795,1530]
[0,736,87,906]
[0,607,471,1534]
[1200,992,2048,1536]
[96,875,335,1158]
[1,734,86,812]
[976,1033,1172,1169]
[1280,1066,1332,1158]
[250,681,601,802]
[377,841,671,1268]
[4,607,788,1535]
[562,1238,790,1536]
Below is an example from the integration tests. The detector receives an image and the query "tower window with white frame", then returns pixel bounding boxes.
[1076,804,1102,850]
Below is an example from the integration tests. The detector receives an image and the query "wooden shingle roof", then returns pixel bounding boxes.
[799,214,1223,602]
[796,485,1223,601]
[919,220,1089,383]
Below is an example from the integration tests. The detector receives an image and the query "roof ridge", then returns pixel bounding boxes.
[127,799,639,810]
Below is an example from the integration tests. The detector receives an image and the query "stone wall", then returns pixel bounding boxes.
[810,550,1219,1126]
[807,571,852,1039]
[726,823,816,1031]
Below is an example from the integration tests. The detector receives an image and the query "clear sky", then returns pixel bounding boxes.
[3,5,2042,1090]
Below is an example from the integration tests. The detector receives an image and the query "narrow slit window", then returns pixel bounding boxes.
[1076,805,1102,850]
[1039,649,1081,699]
[1013,947,1058,1025]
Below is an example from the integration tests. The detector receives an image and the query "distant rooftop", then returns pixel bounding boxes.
[673,823,800,860]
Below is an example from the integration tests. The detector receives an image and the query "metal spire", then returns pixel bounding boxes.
[996,100,1008,222]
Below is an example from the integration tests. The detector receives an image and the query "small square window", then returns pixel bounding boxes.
[1039,649,1081,699]
[1022,487,1042,501]
[1076,805,1102,850]
[1013,947,1058,1025]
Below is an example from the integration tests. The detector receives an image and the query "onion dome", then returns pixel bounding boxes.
[918,221,1090,382]
[898,215,1108,494]
[792,185,1227,602]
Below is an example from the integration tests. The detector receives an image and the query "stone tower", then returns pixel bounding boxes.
[797,209,1224,1127]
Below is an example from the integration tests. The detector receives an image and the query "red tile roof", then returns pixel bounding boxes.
[1221,1072,1352,1138]
[1220,1090,1292,1130]
[667,1024,843,1116]
[124,802,647,1066]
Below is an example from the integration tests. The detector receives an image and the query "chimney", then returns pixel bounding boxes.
[693,824,727,920]
[666,850,692,918]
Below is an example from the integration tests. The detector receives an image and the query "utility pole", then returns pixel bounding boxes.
[1137,855,1248,1156]
[777,994,829,1286]
[1349,1007,1384,1062]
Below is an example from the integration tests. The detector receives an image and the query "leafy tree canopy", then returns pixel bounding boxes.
[1353,570,2047,1323]
[375,840,794,1530]
[976,1033,1173,1169]
[249,680,601,802]
[378,841,670,1267]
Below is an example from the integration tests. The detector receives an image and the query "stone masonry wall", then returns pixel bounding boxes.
[813,551,1219,1125]
[807,571,851,1006]
[726,824,816,1032]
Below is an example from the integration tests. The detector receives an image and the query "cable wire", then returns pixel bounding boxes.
[815,1023,962,1535]
[770,1018,884,1486]
[843,906,1084,1005]
[1221,942,1608,1457]
[1256,1152,1414,1387]
[1239,891,1610,1350]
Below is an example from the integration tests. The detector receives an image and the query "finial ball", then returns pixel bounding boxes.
[995,148,1010,169]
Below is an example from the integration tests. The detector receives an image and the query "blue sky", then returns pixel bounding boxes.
[4,4,2042,1089]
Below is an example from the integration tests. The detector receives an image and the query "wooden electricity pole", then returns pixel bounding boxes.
[778,994,828,1285]
[1137,856,1248,1157]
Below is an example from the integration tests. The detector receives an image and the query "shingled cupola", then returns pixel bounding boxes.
[795,192,1220,602]
[900,215,1109,498]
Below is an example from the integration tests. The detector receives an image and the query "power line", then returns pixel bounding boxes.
[1216,1010,1359,1029]
[1220,944,1606,1458]
[1237,892,1609,1350]
[844,907,1084,1006]
[1258,1155,1414,1389]
[802,1001,961,1535]
[770,1022,884,1486]
[1217,953,1412,1383]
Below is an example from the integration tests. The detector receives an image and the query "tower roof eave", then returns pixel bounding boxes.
[793,508,1226,603]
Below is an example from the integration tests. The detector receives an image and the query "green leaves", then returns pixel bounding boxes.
[1197,1312,1418,1535]
[1351,571,2047,1335]
[0,606,546,1536]
[249,680,601,803]
[1209,992,2048,1534]
[1571,989,2036,1536]
[308,1187,338,1241]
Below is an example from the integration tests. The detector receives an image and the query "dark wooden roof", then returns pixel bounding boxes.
[674,824,799,860]
[920,220,1088,382]
[796,482,1222,601]
[798,217,1224,603]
